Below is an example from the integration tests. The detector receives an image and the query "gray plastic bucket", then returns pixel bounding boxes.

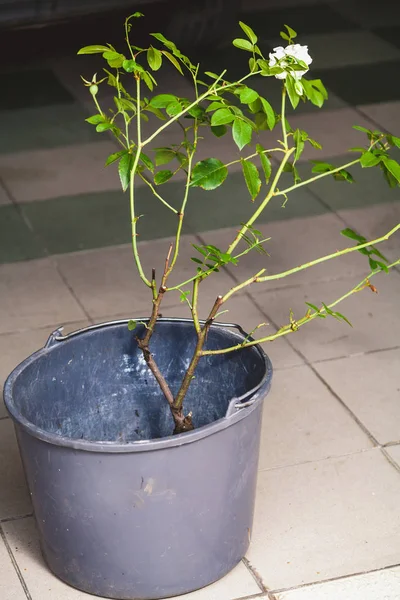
[4,318,272,600]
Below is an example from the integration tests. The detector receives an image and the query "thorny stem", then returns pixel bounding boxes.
[192,277,201,335]
[281,86,288,150]
[200,259,400,356]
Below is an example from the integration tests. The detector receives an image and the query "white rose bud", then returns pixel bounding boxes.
[269,44,312,81]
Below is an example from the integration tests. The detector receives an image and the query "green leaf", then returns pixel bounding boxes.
[211,108,234,126]
[256,144,272,184]
[147,46,162,70]
[122,59,144,72]
[284,24,297,39]
[305,302,322,313]
[353,125,372,134]
[241,159,261,201]
[239,21,258,44]
[103,51,125,68]
[140,152,154,172]
[341,228,366,243]
[191,158,228,190]
[232,38,254,52]
[142,71,155,91]
[180,290,191,303]
[293,129,305,162]
[85,114,105,125]
[386,134,400,149]
[77,45,110,55]
[360,151,381,168]
[239,87,259,104]
[161,50,184,74]
[260,98,276,130]
[211,125,228,137]
[119,153,134,192]
[232,118,252,150]
[383,158,400,183]
[165,101,182,116]
[285,75,300,109]
[149,94,178,108]
[95,122,113,132]
[154,148,176,166]
[154,170,173,185]
[333,169,354,183]
[311,161,334,173]
[127,320,137,331]
[280,31,290,42]
[105,149,127,166]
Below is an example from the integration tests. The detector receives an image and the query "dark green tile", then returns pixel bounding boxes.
[373,25,400,49]
[239,4,357,38]
[1,69,74,110]
[0,103,98,153]
[22,186,190,255]
[0,205,47,263]
[312,61,400,106]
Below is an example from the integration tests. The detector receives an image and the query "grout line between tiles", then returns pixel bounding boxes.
[269,560,400,595]
[0,523,33,600]
[257,447,373,474]
[381,447,400,474]
[242,557,268,594]
[247,292,382,447]
[0,513,34,524]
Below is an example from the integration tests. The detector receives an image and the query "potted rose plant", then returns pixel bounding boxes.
[4,14,400,600]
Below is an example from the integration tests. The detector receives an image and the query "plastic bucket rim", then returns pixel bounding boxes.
[3,319,273,453]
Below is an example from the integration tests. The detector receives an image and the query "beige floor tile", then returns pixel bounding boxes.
[56,236,236,319]
[3,517,261,600]
[162,293,304,371]
[259,365,372,471]
[251,273,400,362]
[248,449,400,590]
[201,214,368,291]
[386,445,400,469]
[0,141,121,203]
[0,320,91,419]
[0,533,26,600]
[315,349,400,445]
[276,566,400,600]
[0,419,31,520]
[357,101,400,135]
[0,259,86,335]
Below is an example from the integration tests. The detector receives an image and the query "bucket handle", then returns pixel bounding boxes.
[44,318,247,347]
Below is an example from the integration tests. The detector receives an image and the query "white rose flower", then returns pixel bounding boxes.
[269,44,312,81]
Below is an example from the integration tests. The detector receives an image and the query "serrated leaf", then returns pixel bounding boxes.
[386,134,400,149]
[154,170,173,185]
[140,152,154,172]
[78,45,110,55]
[239,87,259,104]
[239,21,258,44]
[147,46,162,71]
[360,151,381,168]
[241,159,261,201]
[161,50,183,74]
[149,94,178,108]
[285,75,300,109]
[211,125,228,137]
[232,38,253,52]
[256,144,272,184]
[105,149,127,166]
[122,59,144,72]
[119,153,134,192]
[311,161,333,173]
[86,114,105,125]
[232,118,252,150]
[95,122,113,132]
[127,320,137,331]
[383,158,400,183]
[191,158,228,190]
[211,108,234,126]
[165,101,182,116]
[341,228,366,243]
[260,98,275,129]
[154,148,176,166]
[293,129,305,162]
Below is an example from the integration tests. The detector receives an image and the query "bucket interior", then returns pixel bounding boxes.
[8,321,268,442]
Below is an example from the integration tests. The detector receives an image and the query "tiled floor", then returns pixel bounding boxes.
[1,0,400,599]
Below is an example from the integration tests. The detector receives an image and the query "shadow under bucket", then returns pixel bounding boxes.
[4,319,272,600]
